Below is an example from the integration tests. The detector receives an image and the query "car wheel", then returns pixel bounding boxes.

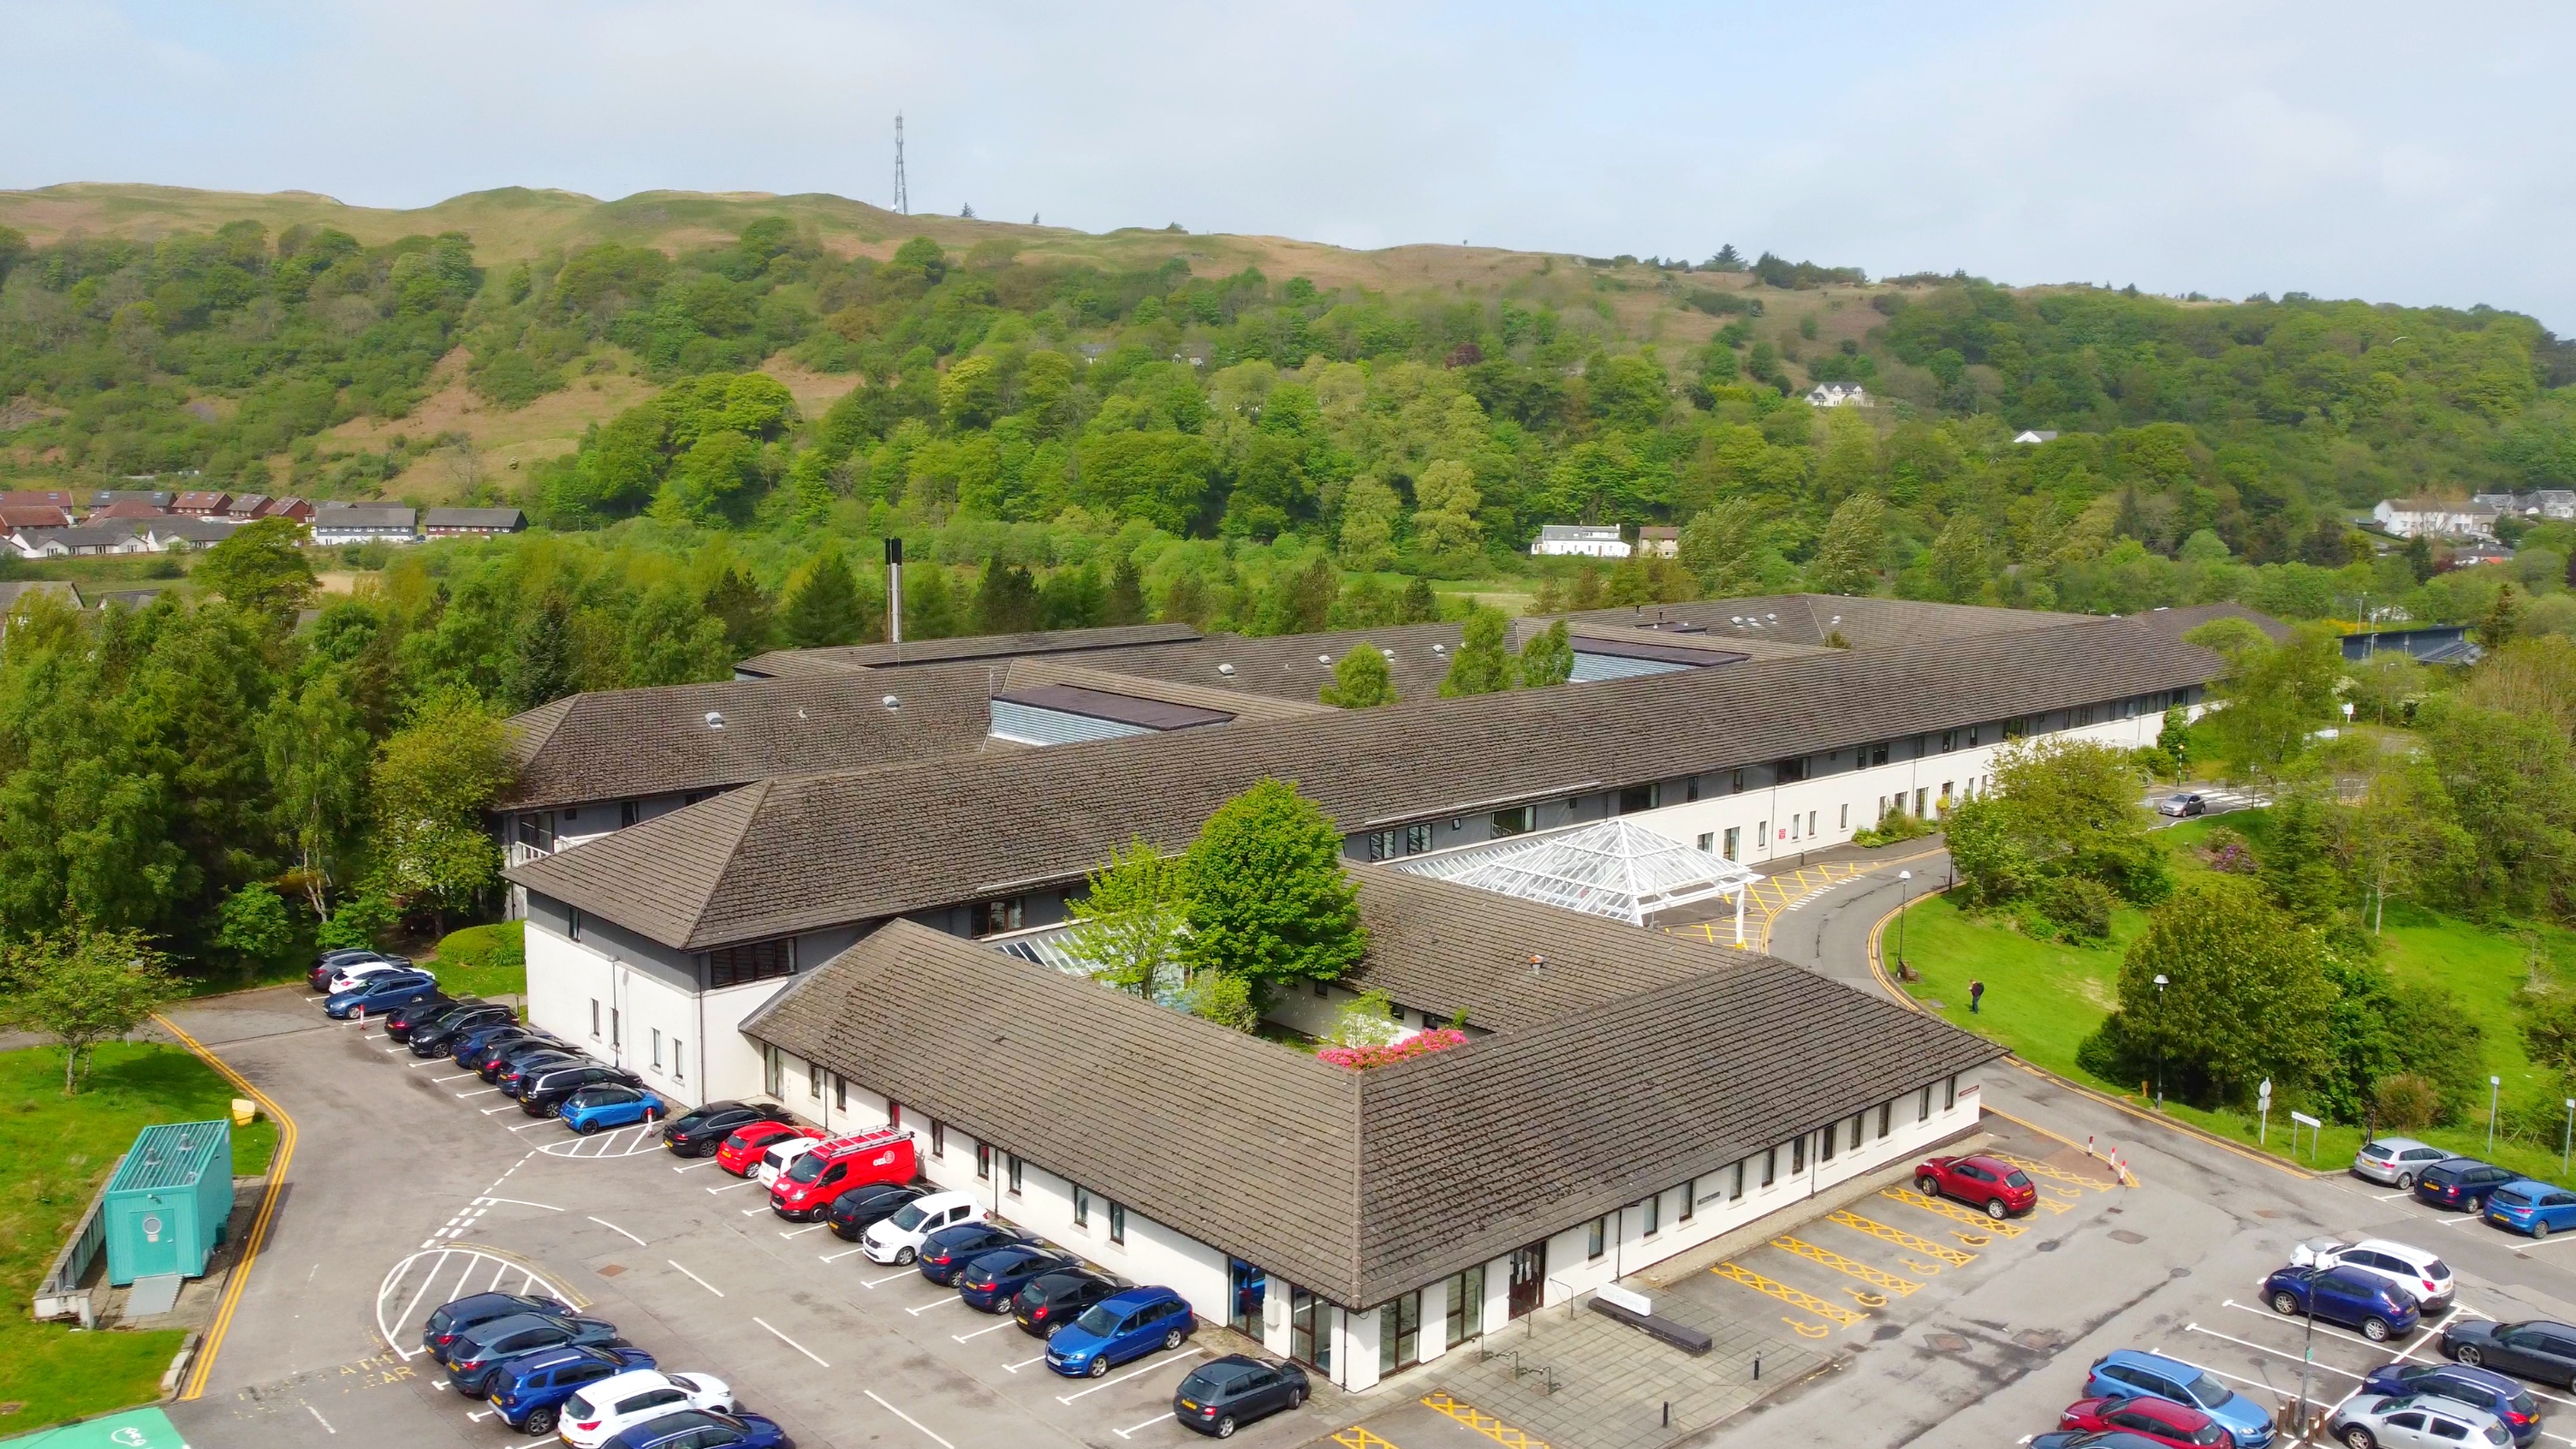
[2364,1317,2392,1343]
[1216,1416,1236,1438]
[2396,1172,2416,1190]
[1288,1388,1304,1410]
[2471,1196,2489,1213]
[1984,1198,2008,1220]
[896,1247,916,1265]
[521,1407,556,1436]
[1163,1327,1186,1351]
[2343,1428,2377,1449]
[577,1118,599,1135]
[1916,1174,1940,1196]
[2273,1291,2302,1316]
[1088,1357,1109,1378]
[2454,1345,2484,1367]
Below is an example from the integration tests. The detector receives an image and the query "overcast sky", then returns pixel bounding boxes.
[9,1,2573,327]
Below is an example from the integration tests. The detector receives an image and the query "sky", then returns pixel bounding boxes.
[8,0,2574,327]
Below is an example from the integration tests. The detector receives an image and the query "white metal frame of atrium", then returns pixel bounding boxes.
[1389,817,1761,941]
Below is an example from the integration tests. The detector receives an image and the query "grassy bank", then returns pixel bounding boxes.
[431,921,527,999]
[0,1042,280,1431]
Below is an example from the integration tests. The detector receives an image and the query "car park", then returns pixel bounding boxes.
[826,1183,925,1242]
[443,1314,624,1394]
[2327,1392,2514,1449]
[2484,1181,2576,1239]
[2057,1394,2235,1448]
[322,957,419,994]
[497,1048,586,1096]
[522,1064,644,1116]
[1913,1153,2038,1219]
[957,1245,1080,1311]
[917,1220,1032,1285]
[1045,1285,1198,1378]
[2290,1238,2454,1312]
[2354,1138,2454,1189]
[384,993,479,1042]
[768,1127,918,1219]
[482,1035,575,1083]
[324,971,440,1019]
[2417,1160,2519,1214]
[2263,1263,2420,1341]
[559,1368,737,1449]
[560,1084,668,1134]
[308,947,391,989]
[420,1291,574,1358]
[1015,1268,1127,1337]
[661,1101,790,1158]
[598,1408,788,1449]
[408,1005,514,1055]
[2358,1364,2541,1446]
[1172,1353,1307,1439]
[2444,1321,2576,1387]
[715,1121,818,1177]
[483,1345,657,1435]
[2157,793,2207,818]
[863,1190,985,1265]
[2085,1350,2277,1447]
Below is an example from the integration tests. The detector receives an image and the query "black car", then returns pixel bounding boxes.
[521,1064,644,1116]
[483,1036,575,1084]
[1014,1268,1126,1338]
[2446,1319,2576,1388]
[662,1100,792,1158]
[459,1028,549,1073]
[383,993,471,1042]
[408,1005,514,1056]
[2418,1158,2520,1213]
[957,1246,1079,1312]
[419,1291,574,1357]
[918,1222,1032,1285]
[444,1314,624,1395]
[1173,1354,1308,1439]
[827,1184,924,1242]
[497,1049,586,1095]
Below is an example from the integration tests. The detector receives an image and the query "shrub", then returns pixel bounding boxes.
[1318,1029,1467,1070]
[2034,876,2115,944]
[1185,971,1259,1033]
[2373,1072,2440,1131]
[1852,808,1934,850]
[2201,827,2256,875]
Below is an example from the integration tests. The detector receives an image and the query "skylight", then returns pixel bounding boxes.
[1390,818,1758,939]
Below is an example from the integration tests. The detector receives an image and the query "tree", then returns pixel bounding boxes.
[1320,645,1395,708]
[2478,581,2527,651]
[2204,625,2345,784]
[1396,576,1438,623]
[1924,515,1991,604]
[2405,532,2436,583]
[2333,759,2466,933]
[973,558,1044,635]
[261,668,370,920]
[503,594,578,710]
[781,543,867,647]
[2156,707,2192,770]
[213,882,296,976]
[1678,499,1763,596]
[1337,477,1401,572]
[628,580,733,686]
[1181,778,1366,999]
[1988,738,2167,901]
[1517,618,1574,687]
[195,517,317,623]
[1103,557,1148,626]
[0,927,179,1093]
[2077,877,2334,1108]
[1410,459,1484,558]
[371,692,515,935]
[2260,789,2348,930]
[1061,839,1189,999]
[1804,492,1886,594]
[1439,606,1516,696]
[701,567,775,657]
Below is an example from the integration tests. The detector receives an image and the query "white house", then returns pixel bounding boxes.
[1530,524,1630,558]
[1805,383,1871,408]
[2012,430,2060,444]
[2371,498,2501,541]
[309,504,420,546]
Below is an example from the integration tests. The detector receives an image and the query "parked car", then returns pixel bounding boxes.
[826,1183,925,1243]
[443,1314,622,1394]
[497,1050,587,1097]
[2418,1160,2520,1214]
[455,1023,544,1070]
[2085,1350,2277,1447]
[769,1128,918,1219]
[322,957,418,994]
[2445,1321,2576,1387]
[2354,1137,2454,1189]
[559,1368,736,1449]
[598,1408,788,1449]
[384,994,479,1042]
[2263,1264,2420,1341]
[1045,1286,1198,1378]
[482,1035,576,1083]
[2157,793,2207,818]
[560,1085,668,1135]
[408,1005,514,1056]
[1173,1354,1308,1439]
[324,971,439,1020]
[419,1291,574,1357]
[2290,1238,2455,1313]
[1016,1268,1127,1338]
[662,1101,790,1158]
[754,1136,825,1189]
[1913,1154,2038,1219]
[2056,1395,2235,1449]
[2327,1393,2514,1449]
[958,1246,1079,1312]
[2486,1181,2576,1240]
[309,947,390,989]
[862,1189,984,1265]
[522,1064,644,1117]
[716,1121,818,1177]
[917,1221,1033,1286]
[2033,1434,2192,1449]
[484,1345,656,1436]
[2358,1363,2541,1447]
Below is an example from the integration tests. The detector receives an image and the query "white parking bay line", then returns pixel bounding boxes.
[756,1316,830,1368]
[667,1261,726,1297]
[1056,1349,1201,1404]
[672,1160,718,1173]
[483,1198,562,1212]
[820,1247,868,1263]
[951,1320,1013,1343]
[864,1389,953,1449]
[741,1206,769,1216]
[306,1404,336,1434]
[455,1088,500,1099]
[779,1224,826,1238]
[433,1072,477,1082]
[480,1105,520,1116]
[705,1179,757,1194]
[860,1268,913,1288]
[1002,1352,1045,1374]
[506,1121,550,1132]
[2518,1233,2576,1249]
[1113,1411,1172,1440]
[2180,1323,2366,1380]
[590,1217,646,1247]
[907,1295,967,1315]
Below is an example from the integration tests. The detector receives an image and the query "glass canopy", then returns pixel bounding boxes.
[1391,817,1759,939]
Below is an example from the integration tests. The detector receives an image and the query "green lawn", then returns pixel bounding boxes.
[430,921,527,999]
[0,1042,279,1431]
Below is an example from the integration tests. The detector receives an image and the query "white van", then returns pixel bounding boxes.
[861,1189,984,1264]
[756,1136,824,1188]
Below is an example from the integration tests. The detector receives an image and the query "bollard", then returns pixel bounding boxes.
[1753,1354,1762,1380]
[1663,1402,1671,1427]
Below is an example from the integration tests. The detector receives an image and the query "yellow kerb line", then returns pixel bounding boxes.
[1770,1235,1923,1296]
[1881,1185,2027,1237]
[1710,1261,1865,1326]
[156,1012,298,1401]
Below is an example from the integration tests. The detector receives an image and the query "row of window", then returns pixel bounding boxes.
[589,999,686,1081]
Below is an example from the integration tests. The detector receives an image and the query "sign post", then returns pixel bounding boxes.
[2258,1078,2273,1147]
[2289,1111,2323,1163]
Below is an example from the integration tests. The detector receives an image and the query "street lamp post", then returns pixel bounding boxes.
[1894,870,1913,978]
[2490,1076,2504,1156]
[2563,1099,2573,1178]
[2153,974,2169,1112]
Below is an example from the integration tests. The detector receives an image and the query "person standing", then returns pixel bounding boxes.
[1969,978,1985,1014]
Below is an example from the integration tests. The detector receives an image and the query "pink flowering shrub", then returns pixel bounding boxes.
[1318,1029,1468,1070]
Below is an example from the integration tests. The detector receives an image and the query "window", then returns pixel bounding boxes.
[1641,1193,1661,1235]
[1618,784,1658,814]
[1007,1155,1025,1195]
[1313,979,1329,999]
[1367,829,1397,862]
[568,908,585,942]
[1878,1102,1892,1139]
[1913,789,1928,817]
[1729,767,1745,793]
[1108,1202,1127,1244]
[1678,1179,1694,1223]
[1379,1291,1422,1375]
[1685,777,1701,802]
[1789,814,1800,842]
[1074,1186,1092,1227]
[1443,1267,1484,1348]
[1944,1075,1958,1110]
[1290,1289,1331,1374]
[2003,716,2028,739]
[1851,1112,1865,1149]
[1758,820,1769,848]
[1777,756,1809,783]
[1697,832,1714,852]
[1839,803,1848,830]
[977,1144,992,1179]
[1586,1215,1608,1259]
[1919,1086,1933,1121]
[652,1029,663,1070]
[981,899,1024,935]
[763,1043,782,1096]
[1492,805,1533,837]
[610,1008,621,1049]
[1731,1160,1746,1200]
[835,1075,847,1111]
[1939,729,1959,752]
[1722,826,1740,861]
[1868,742,1889,766]
[1808,810,1817,836]
[1969,724,1982,747]
[705,939,794,987]
[1820,1121,1836,1161]
[1792,1135,1807,1174]
[807,1060,822,1097]
[1761,1148,1777,1187]
[590,999,600,1039]
[1406,823,1431,854]
[930,1120,944,1158]
[673,1039,684,1081]
[620,800,640,828]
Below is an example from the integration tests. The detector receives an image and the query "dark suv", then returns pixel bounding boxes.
[2418,1158,2519,1213]
[662,1100,791,1158]
[408,1005,513,1056]
[521,1064,643,1116]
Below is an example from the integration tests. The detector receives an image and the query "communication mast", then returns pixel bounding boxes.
[893,113,908,216]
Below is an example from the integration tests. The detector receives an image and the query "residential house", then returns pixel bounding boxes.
[2472,491,2576,522]
[422,506,528,538]
[0,489,79,511]
[146,516,241,552]
[0,580,84,630]
[0,504,74,532]
[1637,525,1681,559]
[2012,430,2060,444]
[308,504,419,545]
[88,498,170,524]
[1530,524,1631,559]
[86,489,173,515]
[2371,498,2502,541]
[171,490,234,517]
[9,522,155,558]
[1804,383,1871,408]
[250,497,315,522]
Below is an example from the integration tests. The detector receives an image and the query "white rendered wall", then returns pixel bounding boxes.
[524,919,785,1111]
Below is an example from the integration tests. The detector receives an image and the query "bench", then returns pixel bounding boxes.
[1588,1294,1713,1355]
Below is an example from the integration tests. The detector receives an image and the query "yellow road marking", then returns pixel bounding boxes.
[1995,1152,2118,1193]
[1420,1392,1554,1449]
[1710,1261,1865,1326]
[1826,1209,1976,1266]
[1881,1185,2027,1237]
[1770,1235,1923,1296]
[1332,1428,1401,1449]
[158,1011,298,1401]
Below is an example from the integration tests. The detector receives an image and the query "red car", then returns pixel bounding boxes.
[2060,1395,2234,1448]
[716,1121,821,1177]
[769,1128,919,1219]
[1913,1154,2038,1219]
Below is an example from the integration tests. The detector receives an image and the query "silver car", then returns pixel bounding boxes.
[2328,1392,2509,1449]
[2354,1137,2453,1189]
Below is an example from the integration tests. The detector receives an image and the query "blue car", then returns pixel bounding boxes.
[2359,1362,2541,1446]
[2262,1264,2420,1342]
[600,1408,789,1448]
[324,971,438,1019]
[2488,1181,2576,1240]
[917,1222,1033,1286]
[1045,1285,1198,1378]
[485,1345,655,1435]
[559,1083,668,1135]
[443,1314,624,1396]
[2085,1349,2276,1447]
[956,1245,1078,1312]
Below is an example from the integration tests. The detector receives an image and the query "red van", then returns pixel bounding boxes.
[770,1128,919,1219]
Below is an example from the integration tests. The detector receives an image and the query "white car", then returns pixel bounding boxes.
[2291,1237,2455,1313]
[558,1368,734,1449]
[2157,792,2208,818]
[325,960,420,994]
[755,1137,823,1188]
[2327,1392,2510,1449]
[861,1190,984,1265]
[2353,1137,2453,1189]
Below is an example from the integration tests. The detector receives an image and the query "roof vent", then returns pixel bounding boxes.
[797,708,810,720]
[1318,654,1332,665]
[705,711,726,730]
[881,695,901,712]
[1217,663,1235,677]
[1431,643,1447,654]
[1530,952,1544,976]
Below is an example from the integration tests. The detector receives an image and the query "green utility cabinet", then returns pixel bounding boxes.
[104,1118,232,1285]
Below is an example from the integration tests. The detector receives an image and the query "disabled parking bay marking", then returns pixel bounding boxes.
[1825,1210,1974,1267]
[1709,1261,1865,1329]
[375,1249,572,1359]
[1770,1235,1921,1297]
[1330,1429,1402,1449]
[1055,1347,1202,1404]
[1880,1185,2027,1238]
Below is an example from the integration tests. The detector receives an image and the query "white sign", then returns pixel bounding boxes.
[2289,1111,2322,1128]
[2258,1078,2272,1109]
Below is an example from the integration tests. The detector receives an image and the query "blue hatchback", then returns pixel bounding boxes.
[2487,1181,2576,1240]
[2262,1264,2420,1342]
[600,1408,789,1448]
[485,1345,655,1435]
[2085,1349,2276,1447]
[2359,1362,2542,1446]
[325,971,438,1019]
[1045,1286,1198,1378]
[559,1084,667,1135]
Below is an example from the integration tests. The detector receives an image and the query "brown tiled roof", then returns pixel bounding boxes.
[995,660,1331,724]
[1574,594,2088,649]
[735,622,1202,677]
[514,617,2220,950]
[1073,623,1471,705]
[2121,603,2293,644]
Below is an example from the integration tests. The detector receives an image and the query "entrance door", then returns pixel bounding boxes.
[1506,1240,1547,1320]
[1229,1260,1266,1335]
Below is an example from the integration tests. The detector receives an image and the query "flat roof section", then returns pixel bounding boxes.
[991,683,1234,731]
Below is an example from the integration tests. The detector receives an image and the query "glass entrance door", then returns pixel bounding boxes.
[1507,1241,1547,1320]
[1229,1260,1265,1335]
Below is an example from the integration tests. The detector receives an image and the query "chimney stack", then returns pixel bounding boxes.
[885,538,904,644]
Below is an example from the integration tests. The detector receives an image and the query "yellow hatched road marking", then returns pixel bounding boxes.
[1420,1392,1554,1449]
[1996,1154,2117,1192]
[1771,1235,1923,1296]
[1827,1210,1975,1266]
[1882,1185,2028,1237]
[1710,1261,1865,1326]
[1332,1428,1401,1449]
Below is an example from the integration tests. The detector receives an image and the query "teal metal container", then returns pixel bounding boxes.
[104,1118,232,1285]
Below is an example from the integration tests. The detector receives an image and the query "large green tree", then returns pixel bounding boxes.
[1320,645,1395,708]
[369,692,515,934]
[1062,839,1190,999]
[1181,778,1366,1001]
[195,517,318,624]
[2078,876,2335,1109]
[1439,606,1516,696]
[781,543,870,648]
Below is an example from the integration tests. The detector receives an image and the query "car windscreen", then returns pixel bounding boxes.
[784,1154,830,1184]
[2185,1370,2229,1405]
[2005,1171,2032,1189]
[1074,1303,1123,1336]
[2424,1259,2452,1280]
[889,1203,930,1231]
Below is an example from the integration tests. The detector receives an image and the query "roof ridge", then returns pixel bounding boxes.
[690,779,776,943]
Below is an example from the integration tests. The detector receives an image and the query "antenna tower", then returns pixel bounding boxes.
[893,113,908,216]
